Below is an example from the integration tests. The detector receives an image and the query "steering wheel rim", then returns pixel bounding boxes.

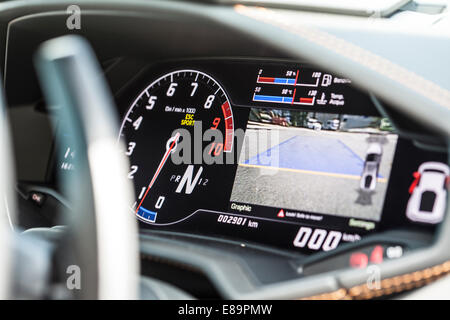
[0,77,15,299]
[33,35,139,299]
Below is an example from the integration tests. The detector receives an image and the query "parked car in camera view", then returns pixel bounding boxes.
[324,119,340,131]
[360,143,383,191]
[406,162,449,224]
[272,115,289,127]
[307,118,322,130]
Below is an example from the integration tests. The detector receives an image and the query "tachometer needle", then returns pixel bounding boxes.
[135,132,181,213]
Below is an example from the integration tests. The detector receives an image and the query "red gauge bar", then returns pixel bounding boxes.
[257,75,297,85]
[258,76,276,83]
[291,70,299,104]
[221,101,234,152]
[299,97,314,104]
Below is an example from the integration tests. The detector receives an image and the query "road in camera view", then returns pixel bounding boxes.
[230,123,398,221]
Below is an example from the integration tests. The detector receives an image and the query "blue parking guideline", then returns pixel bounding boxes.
[243,135,383,178]
[137,207,157,222]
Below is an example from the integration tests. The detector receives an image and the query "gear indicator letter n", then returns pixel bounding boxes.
[176,165,204,194]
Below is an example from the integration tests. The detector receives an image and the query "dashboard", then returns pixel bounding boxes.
[3,0,450,299]
[57,59,448,256]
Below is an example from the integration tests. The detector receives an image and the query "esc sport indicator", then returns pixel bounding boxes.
[252,68,348,107]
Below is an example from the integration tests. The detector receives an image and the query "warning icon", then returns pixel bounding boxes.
[277,209,285,218]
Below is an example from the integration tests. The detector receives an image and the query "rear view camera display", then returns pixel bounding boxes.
[230,109,398,222]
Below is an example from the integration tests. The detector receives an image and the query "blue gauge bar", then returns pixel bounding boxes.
[254,95,293,103]
[137,207,157,222]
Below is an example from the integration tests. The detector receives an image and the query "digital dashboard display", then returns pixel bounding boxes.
[57,59,448,255]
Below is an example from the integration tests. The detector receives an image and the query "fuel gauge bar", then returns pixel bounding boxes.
[256,71,319,87]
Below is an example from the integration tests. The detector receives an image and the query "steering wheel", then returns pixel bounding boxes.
[0,35,140,299]
[0,74,15,299]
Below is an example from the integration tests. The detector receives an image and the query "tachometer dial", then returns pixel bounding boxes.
[119,70,235,225]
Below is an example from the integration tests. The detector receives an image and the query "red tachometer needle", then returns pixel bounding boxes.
[135,132,181,213]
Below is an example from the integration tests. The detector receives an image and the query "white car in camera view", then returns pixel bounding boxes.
[360,143,383,192]
[406,162,449,224]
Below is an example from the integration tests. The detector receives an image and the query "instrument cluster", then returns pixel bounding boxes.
[79,59,449,254]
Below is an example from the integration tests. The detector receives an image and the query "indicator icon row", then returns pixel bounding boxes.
[252,68,348,107]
